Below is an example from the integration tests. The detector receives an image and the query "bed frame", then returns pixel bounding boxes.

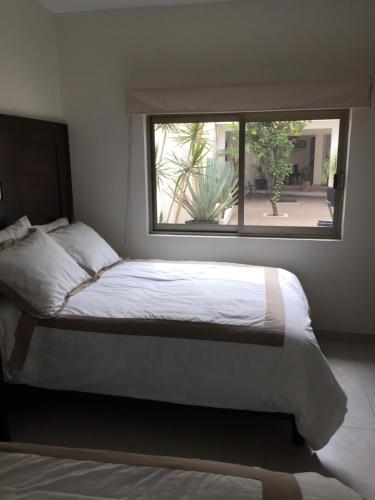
[0,113,305,447]
[0,114,73,229]
[0,113,72,441]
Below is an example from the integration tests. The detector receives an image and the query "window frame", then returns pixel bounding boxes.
[148,109,349,239]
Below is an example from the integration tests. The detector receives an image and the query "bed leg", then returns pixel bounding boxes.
[290,415,305,446]
[0,350,10,442]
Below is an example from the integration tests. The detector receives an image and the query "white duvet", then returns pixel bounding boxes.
[0,451,361,500]
[0,260,347,450]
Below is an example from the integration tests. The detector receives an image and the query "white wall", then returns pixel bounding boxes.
[0,0,63,121]
[56,0,375,335]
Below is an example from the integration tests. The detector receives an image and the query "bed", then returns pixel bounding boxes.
[0,114,347,452]
[0,442,362,500]
[1,257,347,450]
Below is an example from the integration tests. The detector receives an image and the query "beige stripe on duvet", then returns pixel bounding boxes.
[264,267,286,333]
[0,442,302,500]
[9,267,285,371]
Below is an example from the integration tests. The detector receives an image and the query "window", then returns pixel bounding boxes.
[149,110,349,238]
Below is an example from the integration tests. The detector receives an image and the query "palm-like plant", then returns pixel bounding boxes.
[175,162,238,223]
[164,122,211,222]
[155,123,178,190]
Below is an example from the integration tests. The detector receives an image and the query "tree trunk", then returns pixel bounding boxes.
[270,174,279,216]
[270,152,280,217]
[174,176,188,223]
[271,199,278,216]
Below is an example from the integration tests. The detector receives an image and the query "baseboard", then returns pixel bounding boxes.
[315,329,375,343]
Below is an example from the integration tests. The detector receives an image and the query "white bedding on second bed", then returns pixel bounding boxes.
[0,260,347,450]
[0,451,361,500]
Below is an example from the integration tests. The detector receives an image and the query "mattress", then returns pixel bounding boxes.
[0,260,347,450]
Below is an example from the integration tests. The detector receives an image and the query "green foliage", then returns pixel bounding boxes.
[155,123,178,190]
[166,122,211,222]
[158,211,166,223]
[175,162,238,223]
[216,130,239,167]
[154,122,212,223]
[246,121,306,215]
[322,152,337,185]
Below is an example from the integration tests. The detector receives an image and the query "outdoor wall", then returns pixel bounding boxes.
[55,0,375,335]
[0,0,63,121]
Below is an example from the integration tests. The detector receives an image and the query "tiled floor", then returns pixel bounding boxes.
[227,194,332,227]
[7,340,375,500]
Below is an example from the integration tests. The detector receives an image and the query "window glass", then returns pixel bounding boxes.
[150,111,347,238]
[242,119,340,228]
[154,121,239,226]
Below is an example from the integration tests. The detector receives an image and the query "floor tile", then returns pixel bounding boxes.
[261,418,327,475]
[319,340,356,377]
[337,373,375,429]
[9,388,153,453]
[318,425,375,500]
[320,340,375,429]
[142,407,267,466]
[352,343,375,417]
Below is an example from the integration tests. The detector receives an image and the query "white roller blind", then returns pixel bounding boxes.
[125,78,372,115]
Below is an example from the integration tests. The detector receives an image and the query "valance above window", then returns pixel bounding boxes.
[125,78,372,115]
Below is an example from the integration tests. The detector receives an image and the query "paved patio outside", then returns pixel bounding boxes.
[227,192,332,227]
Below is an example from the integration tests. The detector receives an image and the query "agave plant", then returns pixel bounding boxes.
[176,162,238,223]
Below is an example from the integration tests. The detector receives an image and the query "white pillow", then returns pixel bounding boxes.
[50,221,121,275]
[33,217,70,233]
[0,216,31,244]
[0,229,91,318]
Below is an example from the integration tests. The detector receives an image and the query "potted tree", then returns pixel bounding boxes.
[246,120,306,216]
[301,166,312,191]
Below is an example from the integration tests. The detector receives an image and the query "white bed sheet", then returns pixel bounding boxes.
[0,451,361,500]
[0,260,347,450]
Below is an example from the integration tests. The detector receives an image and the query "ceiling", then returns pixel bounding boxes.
[38,0,232,13]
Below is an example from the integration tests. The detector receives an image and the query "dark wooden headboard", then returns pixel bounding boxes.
[0,114,73,229]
